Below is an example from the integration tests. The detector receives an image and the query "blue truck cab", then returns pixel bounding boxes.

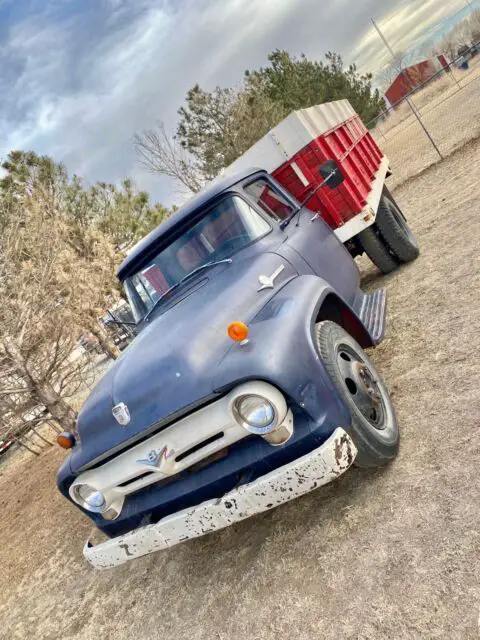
[57,168,399,568]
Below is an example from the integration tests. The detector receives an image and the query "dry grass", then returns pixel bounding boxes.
[372,60,480,188]
[1,140,480,639]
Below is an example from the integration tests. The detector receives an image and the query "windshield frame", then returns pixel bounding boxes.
[123,192,274,322]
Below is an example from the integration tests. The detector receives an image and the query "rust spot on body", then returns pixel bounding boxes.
[334,434,355,467]
[119,543,133,557]
[343,436,354,467]
[334,438,343,464]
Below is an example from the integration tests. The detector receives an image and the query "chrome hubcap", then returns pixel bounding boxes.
[337,346,387,429]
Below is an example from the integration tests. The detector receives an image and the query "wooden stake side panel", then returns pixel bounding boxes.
[223,100,385,230]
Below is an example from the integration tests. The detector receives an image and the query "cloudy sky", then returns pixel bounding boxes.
[0,0,474,204]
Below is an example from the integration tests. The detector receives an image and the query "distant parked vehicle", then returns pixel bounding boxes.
[100,300,138,351]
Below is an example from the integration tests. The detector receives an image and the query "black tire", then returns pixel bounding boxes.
[315,321,399,468]
[358,226,398,274]
[376,195,419,263]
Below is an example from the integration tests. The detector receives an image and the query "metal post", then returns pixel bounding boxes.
[371,17,444,159]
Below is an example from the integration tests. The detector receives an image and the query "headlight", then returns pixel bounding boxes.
[233,395,276,434]
[72,484,106,513]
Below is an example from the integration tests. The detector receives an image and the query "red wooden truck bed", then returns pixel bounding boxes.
[223,100,390,243]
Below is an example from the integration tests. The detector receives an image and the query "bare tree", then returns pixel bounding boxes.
[376,49,418,93]
[470,9,480,43]
[0,200,77,433]
[0,190,116,440]
[64,223,122,360]
[1,151,124,361]
[134,123,204,195]
[0,149,169,450]
[438,12,480,61]
[134,89,285,192]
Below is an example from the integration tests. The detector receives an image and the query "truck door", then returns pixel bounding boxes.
[244,176,359,305]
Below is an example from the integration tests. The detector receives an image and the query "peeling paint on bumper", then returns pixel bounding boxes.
[84,428,356,569]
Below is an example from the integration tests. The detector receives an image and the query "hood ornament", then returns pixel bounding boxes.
[257,264,285,292]
[112,402,131,426]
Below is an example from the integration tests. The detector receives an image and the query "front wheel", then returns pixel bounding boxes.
[315,321,399,468]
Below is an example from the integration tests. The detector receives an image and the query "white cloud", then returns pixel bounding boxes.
[0,0,475,205]
[351,0,472,74]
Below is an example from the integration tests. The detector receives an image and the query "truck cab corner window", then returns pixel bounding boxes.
[244,179,294,221]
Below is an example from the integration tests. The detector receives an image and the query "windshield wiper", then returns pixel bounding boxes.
[144,258,233,322]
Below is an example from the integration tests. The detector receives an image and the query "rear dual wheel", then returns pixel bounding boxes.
[358,192,419,274]
[357,225,397,274]
[376,194,419,264]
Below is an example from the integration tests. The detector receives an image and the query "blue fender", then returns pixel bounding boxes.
[213,274,355,435]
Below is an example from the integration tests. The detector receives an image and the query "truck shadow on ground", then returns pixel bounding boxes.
[359,263,400,289]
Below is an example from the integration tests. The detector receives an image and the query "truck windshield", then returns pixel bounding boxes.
[123,195,270,321]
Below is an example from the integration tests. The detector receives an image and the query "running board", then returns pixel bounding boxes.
[356,288,387,344]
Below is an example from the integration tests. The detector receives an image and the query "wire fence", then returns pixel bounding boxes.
[367,47,480,188]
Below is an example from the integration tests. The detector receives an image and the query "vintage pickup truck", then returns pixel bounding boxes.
[57,103,418,569]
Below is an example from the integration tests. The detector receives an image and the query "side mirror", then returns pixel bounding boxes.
[319,160,344,189]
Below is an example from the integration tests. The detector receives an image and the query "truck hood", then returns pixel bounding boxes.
[70,251,296,472]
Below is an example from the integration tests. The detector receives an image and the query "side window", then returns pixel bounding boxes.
[244,179,294,221]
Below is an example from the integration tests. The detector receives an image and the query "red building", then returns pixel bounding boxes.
[385,58,445,107]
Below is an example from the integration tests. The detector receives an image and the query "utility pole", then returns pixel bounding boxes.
[371,17,443,159]
[371,17,397,59]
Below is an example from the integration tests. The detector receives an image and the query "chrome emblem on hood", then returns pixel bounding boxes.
[137,445,176,473]
[257,264,285,292]
[112,402,130,426]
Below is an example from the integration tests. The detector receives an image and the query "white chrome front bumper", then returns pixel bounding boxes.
[84,428,357,569]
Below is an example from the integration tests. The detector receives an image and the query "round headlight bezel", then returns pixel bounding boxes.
[72,483,107,513]
[232,394,278,434]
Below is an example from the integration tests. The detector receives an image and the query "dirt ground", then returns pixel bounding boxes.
[1,139,480,639]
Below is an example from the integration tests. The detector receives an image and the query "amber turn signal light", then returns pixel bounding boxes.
[227,321,249,343]
[57,432,76,449]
